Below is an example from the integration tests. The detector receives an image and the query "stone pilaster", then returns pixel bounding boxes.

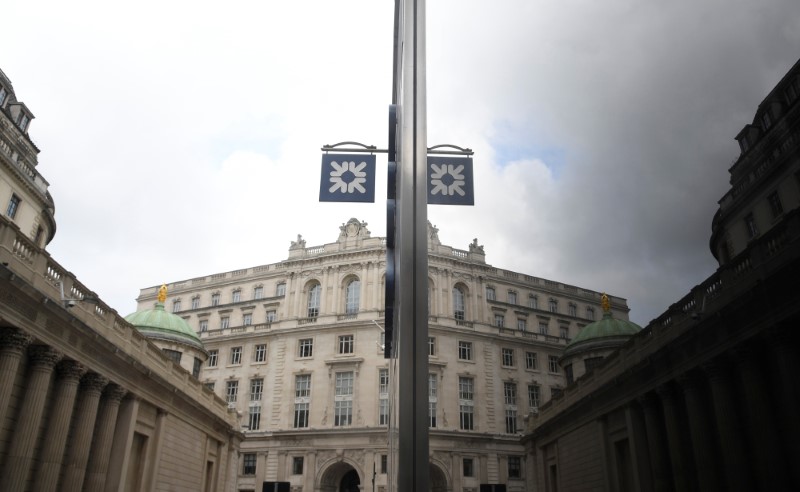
[0,345,63,491]
[0,328,33,429]
[84,384,128,492]
[104,395,140,492]
[765,327,800,485]
[703,360,752,492]
[733,345,787,488]
[144,409,168,491]
[61,372,109,492]
[626,401,653,492]
[638,393,671,492]
[677,372,719,490]
[34,360,87,492]
[655,384,692,491]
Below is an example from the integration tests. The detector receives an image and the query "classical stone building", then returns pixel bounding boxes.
[523,59,800,491]
[133,218,633,492]
[0,68,241,491]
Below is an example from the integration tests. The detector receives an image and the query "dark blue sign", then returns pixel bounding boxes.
[427,156,474,205]
[319,154,376,202]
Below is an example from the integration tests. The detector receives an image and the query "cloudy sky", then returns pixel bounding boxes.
[3,0,799,325]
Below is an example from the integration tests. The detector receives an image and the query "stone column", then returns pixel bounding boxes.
[655,384,692,491]
[322,266,332,314]
[0,328,33,430]
[734,345,787,488]
[83,383,128,492]
[626,401,652,492]
[677,372,719,490]
[305,451,317,492]
[703,360,752,492]
[34,360,87,492]
[766,328,800,485]
[104,395,140,492]
[143,409,168,492]
[638,393,671,492]
[61,372,109,492]
[0,345,63,491]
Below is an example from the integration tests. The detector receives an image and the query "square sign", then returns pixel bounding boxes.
[319,154,376,202]
[427,156,474,205]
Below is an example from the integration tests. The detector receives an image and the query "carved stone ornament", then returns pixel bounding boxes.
[103,383,128,403]
[290,234,306,250]
[27,345,63,369]
[468,238,484,254]
[428,221,440,245]
[339,218,370,239]
[347,448,365,467]
[56,360,87,381]
[0,328,33,353]
[316,450,337,473]
[433,451,451,472]
[81,372,110,394]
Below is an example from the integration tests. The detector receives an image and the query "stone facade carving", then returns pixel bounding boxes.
[290,234,306,250]
[338,218,370,240]
[0,328,33,353]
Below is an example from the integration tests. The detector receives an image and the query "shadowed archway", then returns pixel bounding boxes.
[319,461,362,492]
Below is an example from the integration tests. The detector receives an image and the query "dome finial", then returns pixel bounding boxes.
[158,284,168,303]
[601,293,610,313]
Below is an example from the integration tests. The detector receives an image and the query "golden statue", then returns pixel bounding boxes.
[601,293,610,313]
[158,284,168,303]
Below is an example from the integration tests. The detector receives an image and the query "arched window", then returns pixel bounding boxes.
[345,279,360,314]
[307,283,321,318]
[453,287,466,321]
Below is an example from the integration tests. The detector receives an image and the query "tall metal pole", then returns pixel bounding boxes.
[394,0,429,489]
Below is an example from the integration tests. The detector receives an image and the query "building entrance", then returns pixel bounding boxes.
[339,469,360,492]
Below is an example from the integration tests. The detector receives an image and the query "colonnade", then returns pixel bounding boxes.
[629,331,798,491]
[0,326,130,491]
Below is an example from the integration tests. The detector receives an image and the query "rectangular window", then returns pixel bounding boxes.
[338,335,354,354]
[208,350,218,367]
[243,313,253,326]
[205,382,215,391]
[548,355,559,373]
[502,348,515,366]
[254,286,264,300]
[6,194,20,219]
[508,291,517,304]
[379,367,390,425]
[381,455,388,474]
[586,307,595,320]
[768,191,784,218]
[226,380,239,403]
[459,376,474,430]
[745,213,759,239]
[298,338,313,357]
[232,290,241,303]
[428,337,436,356]
[266,310,277,322]
[294,374,311,428]
[517,319,527,331]
[276,282,286,296]
[495,314,505,327]
[254,344,267,362]
[458,341,473,361]
[504,382,517,405]
[508,456,522,479]
[292,457,304,475]
[221,316,230,330]
[211,293,220,306]
[172,300,181,313]
[538,322,548,335]
[428,373,438,428]
[528,384,541,409]
[505,408,518,433]
[379,398,389,426]
[486,287,496,301]
[162,349,182,364]
[559,326,569,339]
[549,299,558,313]
[528,295,538,309]
[230,347,242,365]
[242,453,256,475]
[334,371,354,426]
[199,320,208,332]
[248,405,261,430]
[379,369,389,394]
[250,378,263,401]
[463,458,474,477]
[568,304,577,317]
[191,297,200,309]
[525,352,538,370]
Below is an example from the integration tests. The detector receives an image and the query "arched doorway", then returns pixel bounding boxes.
[319,461,362,492]
[340,469,360,492]
[430,462,449,492]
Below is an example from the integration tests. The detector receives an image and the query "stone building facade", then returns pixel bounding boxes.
[523,59,800,492]
[134,218,632,492]
[0,68,241,492]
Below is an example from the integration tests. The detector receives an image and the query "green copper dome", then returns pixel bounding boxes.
[566,311,642,353]
[125,302,205,351]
